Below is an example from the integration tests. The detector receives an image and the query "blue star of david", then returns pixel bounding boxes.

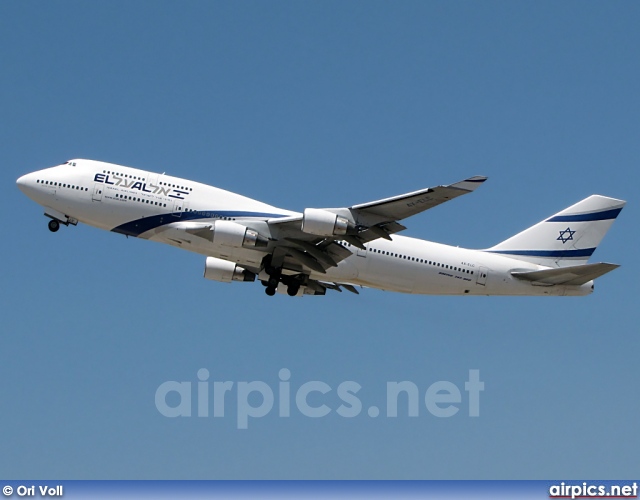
[557,227,575,244]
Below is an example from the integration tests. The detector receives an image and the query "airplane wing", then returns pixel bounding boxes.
[266,176,487,273]
[511,262,619,286]
[350,175,488,223]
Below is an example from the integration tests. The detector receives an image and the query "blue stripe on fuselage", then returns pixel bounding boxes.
[112,210,288,237]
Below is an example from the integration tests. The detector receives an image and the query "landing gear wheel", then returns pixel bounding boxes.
[48,219,60,232]
[265,286,277,296]
[268,277,279,288]
[287,285,300,296]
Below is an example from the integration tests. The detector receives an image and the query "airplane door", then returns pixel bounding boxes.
[92,184,103,201]
[357,245,367,257]
[172,199,184,217]
[476,266,488,286]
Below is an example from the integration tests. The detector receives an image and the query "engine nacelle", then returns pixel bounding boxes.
[301,208,349,237]
[213,220,268,248]
[203,256,256,283]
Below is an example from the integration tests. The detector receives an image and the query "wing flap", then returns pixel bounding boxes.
[351,221,407,245]
[284,238,338,267]
[310,279,361,295]
[511,262,620,286]
[279,240,353,274]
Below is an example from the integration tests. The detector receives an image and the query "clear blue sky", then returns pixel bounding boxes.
[1,1,638,479]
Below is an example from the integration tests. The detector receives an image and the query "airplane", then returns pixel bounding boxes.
[16,159,625,297]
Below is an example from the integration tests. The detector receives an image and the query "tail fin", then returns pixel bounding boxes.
[486,195,625,267]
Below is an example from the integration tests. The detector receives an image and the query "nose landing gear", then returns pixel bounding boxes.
[48,219,60,232]
[44,211,77,233]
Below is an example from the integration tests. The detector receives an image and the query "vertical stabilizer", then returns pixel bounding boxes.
[486,195,625,267]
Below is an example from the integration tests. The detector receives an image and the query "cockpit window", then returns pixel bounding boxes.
[64,161,77,167]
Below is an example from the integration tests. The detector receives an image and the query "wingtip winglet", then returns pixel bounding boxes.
[450,176,488,191]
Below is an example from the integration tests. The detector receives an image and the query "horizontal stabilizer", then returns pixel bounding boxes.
[511,262,620,286]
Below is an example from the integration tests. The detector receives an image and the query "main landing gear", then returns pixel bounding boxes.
[262,263,302,297]
[48,219,60,232]
[263,279,301,297]
[286,283,300,297]
[264,267,281,296]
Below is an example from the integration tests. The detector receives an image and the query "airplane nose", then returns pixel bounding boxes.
[16,173,30,193]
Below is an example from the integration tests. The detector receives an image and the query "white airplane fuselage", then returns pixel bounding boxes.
[17,160,595,297]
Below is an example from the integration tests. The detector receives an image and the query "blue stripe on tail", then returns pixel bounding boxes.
[487,248,596,258]
[547,207,622,223]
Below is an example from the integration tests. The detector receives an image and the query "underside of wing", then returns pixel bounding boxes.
[305,278,362,295]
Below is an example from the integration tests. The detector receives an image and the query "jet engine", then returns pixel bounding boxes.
[301,208,349,237]
[213,220,268,248]
[203,256,256,283]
